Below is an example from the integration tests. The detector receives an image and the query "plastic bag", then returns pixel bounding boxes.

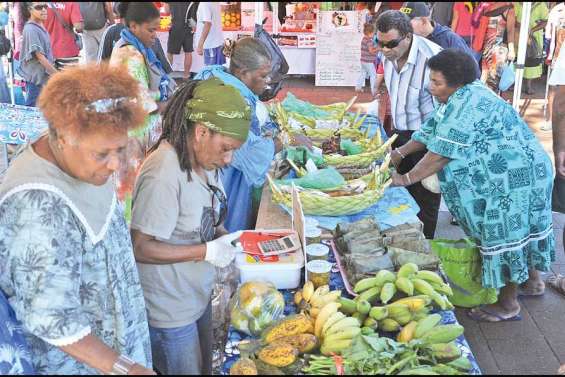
[340,139,363,156]
[421,174,441,194]
[498,63,515,91]
[284,146,325,166]
[278,167,346,190]
[229,281,285,336]
[281,92,347,120]
[254,22,289,101]
[431,239,498,308]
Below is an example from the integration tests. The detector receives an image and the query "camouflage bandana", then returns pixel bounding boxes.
[185,77,252,142]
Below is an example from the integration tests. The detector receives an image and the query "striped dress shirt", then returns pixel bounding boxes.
[383,35,442,131]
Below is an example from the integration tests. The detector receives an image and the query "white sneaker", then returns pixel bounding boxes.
[540,121,552,131]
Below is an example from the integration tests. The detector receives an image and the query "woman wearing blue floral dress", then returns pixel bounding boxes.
[0,64,154,374]
[391,49,555,323]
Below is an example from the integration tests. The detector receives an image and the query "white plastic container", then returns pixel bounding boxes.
[305,243,330,261]
[235,249,305,290]
[305,217,320,228]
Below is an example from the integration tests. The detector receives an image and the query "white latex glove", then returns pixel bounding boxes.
[205,231,243,268]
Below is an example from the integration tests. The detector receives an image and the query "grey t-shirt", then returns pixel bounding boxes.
[18,21,54,85]
[131,141,223,328]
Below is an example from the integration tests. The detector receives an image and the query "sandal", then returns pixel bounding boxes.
[467,306,522,323]
[547,274,565,296]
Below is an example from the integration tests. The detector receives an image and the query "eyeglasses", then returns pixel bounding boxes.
[32,4,48,11]
[208,184,227,227]
[377,35,407,49]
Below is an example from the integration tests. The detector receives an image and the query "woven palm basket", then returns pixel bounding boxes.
[267,156,392,216]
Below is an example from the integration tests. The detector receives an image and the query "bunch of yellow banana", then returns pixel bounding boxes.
[294,282,342,319]
[352,264,455,310]
[314,303,362,356]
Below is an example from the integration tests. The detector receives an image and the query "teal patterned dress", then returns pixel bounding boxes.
[413,80,555,289]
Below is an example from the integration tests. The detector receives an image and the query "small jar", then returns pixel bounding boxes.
[305,226,322,244]
[306,260,332,288]
[305,217,320,229]
[306,243,329,262]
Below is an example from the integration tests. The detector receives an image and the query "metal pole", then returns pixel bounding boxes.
[513,2,532,110]
[7,3,15,105]
[255,2,264,25]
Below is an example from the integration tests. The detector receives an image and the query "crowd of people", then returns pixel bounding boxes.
[0,1,564,375]
[355,1,565,133]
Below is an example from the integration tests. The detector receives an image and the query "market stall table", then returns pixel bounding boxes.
[0,103,48,179]
[221,183,482,375]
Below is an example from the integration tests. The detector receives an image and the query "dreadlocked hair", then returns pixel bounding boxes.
[149,79,201,182]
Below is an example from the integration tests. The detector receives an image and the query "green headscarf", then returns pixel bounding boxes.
[185,77,251,142]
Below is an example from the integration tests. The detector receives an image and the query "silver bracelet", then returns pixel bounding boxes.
[110,355,136,375]
[405,173,412,186]
[395,148,406,159]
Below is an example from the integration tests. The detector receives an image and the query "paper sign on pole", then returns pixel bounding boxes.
[315,10,364,87]
[315,32,363,86]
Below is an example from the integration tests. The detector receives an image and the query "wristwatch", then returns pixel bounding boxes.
[110,355,136,375]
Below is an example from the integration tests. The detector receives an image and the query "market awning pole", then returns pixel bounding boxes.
[7,5,15,105]
[255,2,264,25]
[513,2,532,111]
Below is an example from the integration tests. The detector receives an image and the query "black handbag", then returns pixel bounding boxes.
[254,20,289,102]
[525,36,544,67]
[0,30,11,56]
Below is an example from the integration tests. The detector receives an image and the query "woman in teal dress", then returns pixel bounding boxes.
[391,49,555,322]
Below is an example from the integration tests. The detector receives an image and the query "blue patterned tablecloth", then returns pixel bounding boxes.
[222,240,482,375]
[0,103,48,144]
[222,114,481,375]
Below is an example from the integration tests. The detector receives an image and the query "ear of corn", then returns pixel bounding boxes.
[414,313,443,339]
[425,342,462,362]
[420,324,464,344]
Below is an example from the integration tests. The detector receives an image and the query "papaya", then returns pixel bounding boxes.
[258,343,299,368]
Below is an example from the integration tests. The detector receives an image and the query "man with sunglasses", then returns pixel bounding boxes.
[130,78,251,375]
[376,10,442,239]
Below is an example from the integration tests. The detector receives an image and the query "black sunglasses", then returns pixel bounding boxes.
[32,4,48,11]
[208,184,227,227]
[377,35,407,49]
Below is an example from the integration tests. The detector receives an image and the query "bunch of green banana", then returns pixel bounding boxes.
[351,264,455,310]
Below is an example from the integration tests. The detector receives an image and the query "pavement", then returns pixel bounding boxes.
[275,74,565,375]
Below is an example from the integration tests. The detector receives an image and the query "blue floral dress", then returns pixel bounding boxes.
[413,81,555,289]
[0,190,152,374]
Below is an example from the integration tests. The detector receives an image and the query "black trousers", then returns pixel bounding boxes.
[392,130,441,239]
